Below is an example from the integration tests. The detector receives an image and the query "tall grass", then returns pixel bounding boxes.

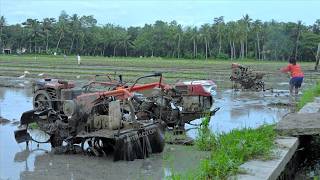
[298,81,320,109]
[170,117,276,180]
[194,116,218,151]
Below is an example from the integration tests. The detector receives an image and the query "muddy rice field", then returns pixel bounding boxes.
[0,55,320,88]
[1,56,320,180]
[0,83,293,180]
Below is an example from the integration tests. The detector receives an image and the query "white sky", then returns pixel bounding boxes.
[0,0,319,26]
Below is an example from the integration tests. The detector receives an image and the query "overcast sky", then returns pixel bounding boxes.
[0,0,319,27]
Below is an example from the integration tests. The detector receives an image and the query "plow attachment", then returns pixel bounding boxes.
[113,124,165,161]
[14,109,37,144]
[79,123,165,161]
[20,110,37,125]
[14,128,32,143]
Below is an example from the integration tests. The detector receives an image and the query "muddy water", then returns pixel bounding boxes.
[186,89,291,138]
[0,87,291,180]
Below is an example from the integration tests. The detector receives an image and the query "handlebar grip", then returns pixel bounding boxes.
[153,72,162,76]
[141,72,162,78]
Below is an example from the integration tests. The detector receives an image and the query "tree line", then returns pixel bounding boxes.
[0,11,320,61]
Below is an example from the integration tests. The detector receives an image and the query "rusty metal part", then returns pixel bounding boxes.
[230,63,265,91]
[14,73,216,161]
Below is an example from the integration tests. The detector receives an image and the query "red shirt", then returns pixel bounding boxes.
[281,64,304,77]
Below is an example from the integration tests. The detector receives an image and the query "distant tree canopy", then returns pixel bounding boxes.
[1,11,320,61]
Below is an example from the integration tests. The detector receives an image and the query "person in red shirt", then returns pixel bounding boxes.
[280,57,304,95]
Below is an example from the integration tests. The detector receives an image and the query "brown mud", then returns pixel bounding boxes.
[0,85,292,180]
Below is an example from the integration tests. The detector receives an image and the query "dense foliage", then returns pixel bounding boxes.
[1,12,320,61]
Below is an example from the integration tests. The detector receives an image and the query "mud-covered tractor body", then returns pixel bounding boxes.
[15,74,217,161]
[230,63,265,91]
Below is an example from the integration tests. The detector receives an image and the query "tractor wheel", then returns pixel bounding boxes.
[33,90,53,109]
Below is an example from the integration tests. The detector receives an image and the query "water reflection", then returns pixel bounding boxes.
[14,147,48,171]
[186,90,290,137]
[0,123,50,180]
[0,87,43,180]
[0,87,33,120]
[18,152,163,180]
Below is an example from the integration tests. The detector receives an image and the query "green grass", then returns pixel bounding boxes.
[194,116,218,151]
[28,122,39,129]
[169,117,276,180]
[298,81,320,109]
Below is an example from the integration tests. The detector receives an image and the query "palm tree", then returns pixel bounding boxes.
[294,20,302,59]
[42,18,55,53]
[315,43,320,70]
[190,27,198,59]
[236,19,247,59]
[175,33,181,58]
[0,16,6,51]
[227,21,237,60]
[55,11,69,53]
[214,16,224,55]
[200,24,211,60]
[55,21,66,53]
[111,26,126,57]
[242,14,252,58]
[22,19,42,53]
[69,14,81,54]
[120,33,132,57]
[252,20,263,59]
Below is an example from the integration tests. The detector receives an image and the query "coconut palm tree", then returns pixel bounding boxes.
[252,20,263,59]
[69,14,82,54]
[242,14,252,58]
[200,24,211,60]
[22,19,42,53]
[42,18,55,53]
[214,16,224,55]
[0,16,6,51]
[55,11,69,53]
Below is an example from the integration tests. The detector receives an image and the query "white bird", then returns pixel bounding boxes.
[18,74,26,78]
[76,75,81,79]
[38,73,44,76]
[18,70,31,78]
[18,83,25,87]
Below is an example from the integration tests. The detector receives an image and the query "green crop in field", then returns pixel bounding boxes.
[169,122,276,180]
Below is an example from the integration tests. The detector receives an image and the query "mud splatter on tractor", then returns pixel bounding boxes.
[230,63,265,91]
[14,73,217,161]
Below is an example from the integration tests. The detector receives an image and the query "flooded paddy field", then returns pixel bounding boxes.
[0,85,293,180]
[1,56,320,89]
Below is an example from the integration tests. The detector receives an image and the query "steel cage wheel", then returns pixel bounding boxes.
[33,90,53,109]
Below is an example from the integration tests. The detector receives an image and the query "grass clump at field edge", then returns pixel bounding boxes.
[298,81,320,109]
[170,116,276,179]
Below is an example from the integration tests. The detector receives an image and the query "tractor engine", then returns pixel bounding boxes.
[14,74,217,161]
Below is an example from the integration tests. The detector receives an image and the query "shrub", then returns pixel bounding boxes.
[216,53,229,60]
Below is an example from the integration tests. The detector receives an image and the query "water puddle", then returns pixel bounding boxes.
[0,87,50,179]
[186,89,291,138]
[0,87,291,180]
